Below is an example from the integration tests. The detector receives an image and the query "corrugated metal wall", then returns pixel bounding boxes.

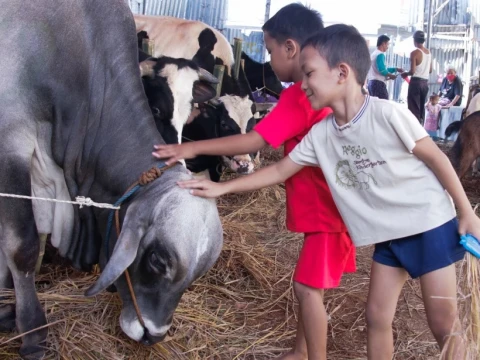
[425,0,472,26]
[185,0,228,30]
[128,0,188,17]
[128,0,230,29]
[223,28,264,62]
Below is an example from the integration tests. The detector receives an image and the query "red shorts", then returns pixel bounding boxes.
[293,232,356,289]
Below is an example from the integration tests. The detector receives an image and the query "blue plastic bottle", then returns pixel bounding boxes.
[460,234,480,259]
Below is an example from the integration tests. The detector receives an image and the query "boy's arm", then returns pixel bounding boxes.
[153,131,267,165]
[178,156,304,198]
[413,138,480,237]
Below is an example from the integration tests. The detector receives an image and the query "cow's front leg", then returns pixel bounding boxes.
[0,159,48,360]
[2,217,48,360]
[0,249,16,332]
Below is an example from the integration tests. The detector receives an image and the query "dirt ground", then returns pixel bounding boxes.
[0,141,478,360]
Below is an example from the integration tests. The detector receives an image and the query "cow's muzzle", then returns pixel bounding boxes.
[223,155,255,175]
[141,329,167,346]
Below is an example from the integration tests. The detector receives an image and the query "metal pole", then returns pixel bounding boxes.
[426,0,434,48]
[261,0,271,63]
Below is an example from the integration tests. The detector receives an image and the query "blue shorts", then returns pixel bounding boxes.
[373,218,465,279]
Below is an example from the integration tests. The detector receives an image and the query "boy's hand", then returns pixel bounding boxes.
[152,143,196,165]
[177,179,227,198]
[458,209,480,241]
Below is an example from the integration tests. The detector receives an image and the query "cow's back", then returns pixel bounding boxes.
[134,15,234,72]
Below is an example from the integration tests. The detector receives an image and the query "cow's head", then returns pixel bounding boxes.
[140,55,218,144]
[85,169,223,344]
[197,95,257,175]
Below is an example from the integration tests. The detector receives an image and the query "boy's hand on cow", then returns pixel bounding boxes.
[177,179,227,198]
[152,143,197,165]
[458,209,480,242]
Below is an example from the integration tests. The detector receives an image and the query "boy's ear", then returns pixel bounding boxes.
[338,63,350,84]
[285,39,299,59]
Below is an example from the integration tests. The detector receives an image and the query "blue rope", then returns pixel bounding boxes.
[104,162,166,260]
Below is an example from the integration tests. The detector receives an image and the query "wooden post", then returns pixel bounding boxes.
[233,38,243,80]
[142,38,155,56]
[213,65,225,98]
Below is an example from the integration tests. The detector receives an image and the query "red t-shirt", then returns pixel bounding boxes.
[254,82,347,233]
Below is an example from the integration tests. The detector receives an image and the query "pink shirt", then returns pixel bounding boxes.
[424,103,442,131]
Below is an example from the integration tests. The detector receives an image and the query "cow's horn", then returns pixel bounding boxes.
[198,68,219,84]
[139,59,156,78]
[84,225,143,297]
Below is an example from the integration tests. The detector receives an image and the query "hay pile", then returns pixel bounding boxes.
[1,145,479,359]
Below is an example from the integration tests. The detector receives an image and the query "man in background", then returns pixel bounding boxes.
[367,35,403,99]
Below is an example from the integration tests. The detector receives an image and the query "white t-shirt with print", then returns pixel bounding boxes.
[289,96,456,247]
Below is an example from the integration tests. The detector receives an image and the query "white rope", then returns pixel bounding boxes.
[0,193,120,210]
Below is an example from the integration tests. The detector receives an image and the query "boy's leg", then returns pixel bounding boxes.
[277,285,326,360]
[277,308,308,360]
[420,265,464,359]
[366,260,408,360]
[278,232,355,360]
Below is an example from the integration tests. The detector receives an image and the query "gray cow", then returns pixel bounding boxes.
[0,1,223,359]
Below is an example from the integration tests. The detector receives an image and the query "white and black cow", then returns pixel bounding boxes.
[0,1,223,359]
[138,50,219,144]
[134,15,258,175]
[182,96,258,182]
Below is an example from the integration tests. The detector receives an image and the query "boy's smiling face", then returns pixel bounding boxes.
[300,45,339,110]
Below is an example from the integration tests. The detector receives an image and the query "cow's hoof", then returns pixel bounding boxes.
[19,344,46,360]
[0,304,16,332]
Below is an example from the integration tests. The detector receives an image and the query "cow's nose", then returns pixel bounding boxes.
[236,165,251,174]
[140,329,167,346]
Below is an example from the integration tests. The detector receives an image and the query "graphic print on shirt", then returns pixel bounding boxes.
[335,145,386,190]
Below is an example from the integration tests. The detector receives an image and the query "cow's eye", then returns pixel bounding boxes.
[149,251,167,274]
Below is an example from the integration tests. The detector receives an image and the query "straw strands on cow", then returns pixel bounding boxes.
[0,144,479,359]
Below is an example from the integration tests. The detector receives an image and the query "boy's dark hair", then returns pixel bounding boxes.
[413,30,426,44]
[376,34,390,47]
[262,3,324,44]
[302,24,371,86]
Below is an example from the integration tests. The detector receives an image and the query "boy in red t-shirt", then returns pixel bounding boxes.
[152,4,355,359]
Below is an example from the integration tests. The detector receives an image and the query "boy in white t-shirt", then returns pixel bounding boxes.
[176,24,480,359]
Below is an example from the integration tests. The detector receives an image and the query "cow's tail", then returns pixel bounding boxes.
[445,121,463,138]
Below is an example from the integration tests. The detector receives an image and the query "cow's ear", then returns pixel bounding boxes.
[84,216,145,297]
[193,81,217,103]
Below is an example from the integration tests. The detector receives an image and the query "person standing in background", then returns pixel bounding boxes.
[401,31,432,124]
[367,35,403,100]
